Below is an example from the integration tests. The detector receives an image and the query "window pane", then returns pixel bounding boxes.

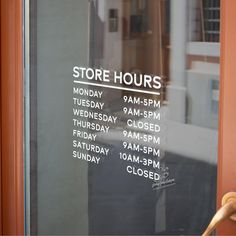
[25,0,220,235]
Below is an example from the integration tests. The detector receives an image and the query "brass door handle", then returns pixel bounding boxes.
[202,192,236,236]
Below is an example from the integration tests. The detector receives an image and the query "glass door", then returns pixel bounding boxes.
[24,0,221,235]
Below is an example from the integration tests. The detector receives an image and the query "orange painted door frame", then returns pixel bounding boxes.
[1,0,236,235]
[217,0,236,234]
[0,0,24,235]
[0,0,2,234]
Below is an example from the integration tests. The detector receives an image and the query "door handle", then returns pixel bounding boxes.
[202,192,236,236]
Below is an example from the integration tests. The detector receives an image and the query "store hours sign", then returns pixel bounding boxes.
[72,66,175,190]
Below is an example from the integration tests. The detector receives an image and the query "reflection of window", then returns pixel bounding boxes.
[109,9,118,32]
[123,0,148,38]
[202,0,220,42]
[130,0,148,34]
[190,0,220,42]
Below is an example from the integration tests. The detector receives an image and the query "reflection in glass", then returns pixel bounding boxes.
[28,0,220,235]
[88,0,219,235]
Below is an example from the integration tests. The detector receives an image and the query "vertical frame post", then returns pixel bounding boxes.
[0,0,24,234]
[217,0,236,234]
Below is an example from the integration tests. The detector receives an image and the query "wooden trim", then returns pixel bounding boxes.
[0,0,2,234]
[217,0,236,234]
[0,0,24,234]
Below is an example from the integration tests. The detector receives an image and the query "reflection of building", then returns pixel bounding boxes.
[186,0,220,129]
[91,0,220,129]
[88,1,219,235]
[168,0,220,129]
[122,0,169,79]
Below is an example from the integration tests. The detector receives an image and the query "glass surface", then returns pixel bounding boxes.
[25,0,220,235]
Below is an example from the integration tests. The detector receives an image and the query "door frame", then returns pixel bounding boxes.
[1,0,236,235]
[0,0,24,235]
[217,0,236,234]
